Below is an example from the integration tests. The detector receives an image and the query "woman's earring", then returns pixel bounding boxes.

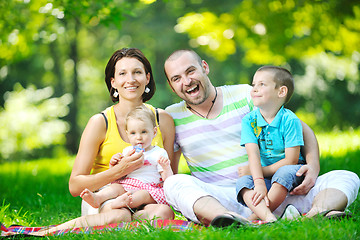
[144,87,150,93]
[113,90,119,98]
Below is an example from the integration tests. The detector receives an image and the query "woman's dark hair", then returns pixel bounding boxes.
[105,48,156,102]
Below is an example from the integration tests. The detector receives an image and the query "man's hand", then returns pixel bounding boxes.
[290,165,317,195]
[238,165,251,177]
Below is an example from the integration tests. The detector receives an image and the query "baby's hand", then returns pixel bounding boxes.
[238,165,250,177]
[157,155,170,168]
[109,152,123,168]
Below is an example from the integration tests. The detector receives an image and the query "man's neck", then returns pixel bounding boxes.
[187,87,223,119]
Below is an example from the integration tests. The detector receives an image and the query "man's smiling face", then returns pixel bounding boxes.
[165,51,212,106]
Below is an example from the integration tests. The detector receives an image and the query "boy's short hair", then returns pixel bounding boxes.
[257,66,294,104]
[125,105,156,130]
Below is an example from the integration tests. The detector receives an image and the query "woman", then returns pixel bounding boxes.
[36,48,175,235]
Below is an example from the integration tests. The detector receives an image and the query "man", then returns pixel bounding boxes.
[163,49,359,226]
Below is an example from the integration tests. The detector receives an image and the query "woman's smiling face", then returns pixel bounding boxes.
[111,57,150,101]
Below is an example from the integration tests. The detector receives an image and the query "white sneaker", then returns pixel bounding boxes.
[280,204,301,220]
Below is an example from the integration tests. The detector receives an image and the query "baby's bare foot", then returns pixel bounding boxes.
[80,188,101,208]
[111,192,132,209]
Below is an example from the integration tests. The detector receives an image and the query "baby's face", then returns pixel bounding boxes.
[126,119,156,151]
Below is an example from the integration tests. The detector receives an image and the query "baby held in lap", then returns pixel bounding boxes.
[81,105,173,211]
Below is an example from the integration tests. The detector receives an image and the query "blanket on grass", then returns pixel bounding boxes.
[1,220,202,237]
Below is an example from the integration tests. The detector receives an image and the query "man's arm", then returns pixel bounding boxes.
[290,121,320,195]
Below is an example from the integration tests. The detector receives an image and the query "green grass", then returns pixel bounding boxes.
[1,130,360,239]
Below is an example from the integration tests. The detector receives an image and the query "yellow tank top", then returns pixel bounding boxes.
[91,104,164,174]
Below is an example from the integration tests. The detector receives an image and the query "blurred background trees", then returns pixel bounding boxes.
[1,0,359,160]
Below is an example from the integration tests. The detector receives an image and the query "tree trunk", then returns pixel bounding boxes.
[65,20,80,154]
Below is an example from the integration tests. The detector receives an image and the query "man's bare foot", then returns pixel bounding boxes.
[111,192,133,209]
[80,188,101,208]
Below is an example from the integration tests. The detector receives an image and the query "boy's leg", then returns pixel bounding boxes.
[267,182,289,212]
[241,188,277,222]
[236,175,276,222]
[270,165,304,211]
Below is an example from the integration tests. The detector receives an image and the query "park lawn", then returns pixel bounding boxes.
[1,130,360,239]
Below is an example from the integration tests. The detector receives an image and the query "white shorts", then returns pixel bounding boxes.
[274,170,360,215]
[163,174,252,222]
[164,170,359,223]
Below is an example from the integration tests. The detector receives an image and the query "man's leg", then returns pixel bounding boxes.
[164,174,252,226]
[275,170,359,217]
[305,188,347,217]
[193,196,228,225]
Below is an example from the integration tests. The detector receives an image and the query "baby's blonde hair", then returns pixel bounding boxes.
[125,105,156,130]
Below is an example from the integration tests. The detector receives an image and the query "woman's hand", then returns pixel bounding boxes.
[112,148,144,178]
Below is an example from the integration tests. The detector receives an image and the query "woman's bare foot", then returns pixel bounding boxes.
[111,192,133,209]
[80,188,101,208]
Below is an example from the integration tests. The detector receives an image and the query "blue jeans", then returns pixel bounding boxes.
[235,164,304,205]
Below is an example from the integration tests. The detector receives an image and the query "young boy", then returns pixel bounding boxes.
[236,66,305,222]
[81,105,173,211]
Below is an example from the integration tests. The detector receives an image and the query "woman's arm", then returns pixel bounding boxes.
[68,114,144,196]
[157,109,177,174]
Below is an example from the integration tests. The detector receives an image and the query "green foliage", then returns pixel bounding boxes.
[175,0,360,63]
[174,0,360,129]
[1,0,360,158]
[0,84,71,160]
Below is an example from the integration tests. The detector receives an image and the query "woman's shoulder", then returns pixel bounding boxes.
[86,106,113,131]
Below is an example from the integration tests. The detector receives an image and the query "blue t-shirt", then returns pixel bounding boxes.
[240,106,304,166]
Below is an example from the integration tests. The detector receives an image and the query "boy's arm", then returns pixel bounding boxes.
[246,143,269,207]
[261,146,301,177]
[290,121,320,195]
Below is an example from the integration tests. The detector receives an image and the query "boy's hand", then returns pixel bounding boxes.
[252,182,269,207]
[238,165,251,177]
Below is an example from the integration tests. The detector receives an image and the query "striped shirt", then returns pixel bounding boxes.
[165,84,254,187]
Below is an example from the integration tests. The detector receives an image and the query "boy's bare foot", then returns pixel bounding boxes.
[80,188,101,208]
[111,192,133,209]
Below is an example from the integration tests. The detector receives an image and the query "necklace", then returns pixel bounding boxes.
[186,87,218,119]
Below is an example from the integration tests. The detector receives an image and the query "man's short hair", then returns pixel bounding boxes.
[164,49,202,80]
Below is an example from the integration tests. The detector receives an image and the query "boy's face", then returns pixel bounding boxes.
[251,70,281,109]
[126,118,156,151]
